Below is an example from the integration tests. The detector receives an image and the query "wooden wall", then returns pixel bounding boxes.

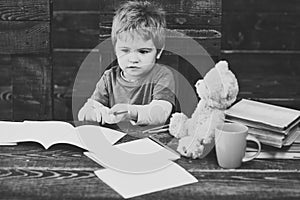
[221,0,300,109]
[1,0,299,121]
[53,0,100,121]
[0,0,52,121]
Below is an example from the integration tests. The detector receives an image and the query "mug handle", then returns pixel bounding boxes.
[242,134,261,162]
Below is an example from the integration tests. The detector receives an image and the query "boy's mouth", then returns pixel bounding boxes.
[127,66,139,69]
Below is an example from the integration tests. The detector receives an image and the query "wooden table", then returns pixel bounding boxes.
[0,122,299,200]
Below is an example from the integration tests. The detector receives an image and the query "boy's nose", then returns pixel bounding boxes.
[128,52,140,63]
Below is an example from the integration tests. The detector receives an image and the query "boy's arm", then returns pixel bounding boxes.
[128,100,173,125]
[127,66,176,125]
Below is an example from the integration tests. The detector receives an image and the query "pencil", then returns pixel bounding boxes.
[113,110,129,115]
[147,128,169,134]
[142,124,169,133]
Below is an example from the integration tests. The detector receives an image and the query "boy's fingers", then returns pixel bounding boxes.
[96,109,102,123]
[78,112,83,121]
[78,107,87,121]
[110,104,131,116]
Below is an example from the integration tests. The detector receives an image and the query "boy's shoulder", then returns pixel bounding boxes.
[153,63,174,76]
[103,65,120,75]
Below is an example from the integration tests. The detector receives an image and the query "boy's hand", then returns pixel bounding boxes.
[78,100,138,124]
[78,99,106,124]
[109,104,137,123]
[78,105,103,123]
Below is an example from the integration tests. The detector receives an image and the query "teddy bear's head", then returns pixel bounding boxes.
[195,61,239,109]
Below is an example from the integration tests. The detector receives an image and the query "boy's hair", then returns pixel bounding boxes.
[111,1,166,49]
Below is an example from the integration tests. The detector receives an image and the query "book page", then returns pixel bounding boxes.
[22,121,85,149]
[0,121,78,148]
[0,121,126,149]
[226,99,300,129]
[245,151,300,159]
[0,121,25,142]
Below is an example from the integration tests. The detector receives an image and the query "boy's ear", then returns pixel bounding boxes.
[156,46,165,59]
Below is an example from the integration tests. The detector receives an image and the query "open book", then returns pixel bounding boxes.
[0,120,182,173]
[0,121,126,149]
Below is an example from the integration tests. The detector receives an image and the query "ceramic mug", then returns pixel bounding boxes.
[215,122,261,169]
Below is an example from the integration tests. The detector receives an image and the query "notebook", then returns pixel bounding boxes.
[225,99,300,133]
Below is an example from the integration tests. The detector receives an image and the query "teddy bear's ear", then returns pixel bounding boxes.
[215,60,229,72]
[195,79,204,87]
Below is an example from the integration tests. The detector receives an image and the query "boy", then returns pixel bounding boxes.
[78,1,175,125]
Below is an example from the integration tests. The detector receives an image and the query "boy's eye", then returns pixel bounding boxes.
[138,49,152,54]
[120,49,130,53]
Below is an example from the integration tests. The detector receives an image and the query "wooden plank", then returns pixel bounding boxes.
[0,144,300,199]
[53,12,100,31]
[53,50,91,120]
[0,0,50,21]
[0,21,50,54]
[99,0,222,16]
[12,56,52,121]
[52,29,99,49]
[53,0,222,15]
[53,50,91,87]
[222,13,300,50]
[223,0,300,12]
[0,143,300,170]
[53,49,110,120]
[0,55,11,86]
[0,168,299,200]
[0,86,12,120]
[52,11,220,49]
[53,0,100,11]
[221,52,300,109]
[99,12,221,30]
[52,0,221,49]
[52,12,99,49]
[0,55,12,120]
[0,85,12,120]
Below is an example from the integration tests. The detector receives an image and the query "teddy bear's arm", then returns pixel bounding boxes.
[169,112,189,138]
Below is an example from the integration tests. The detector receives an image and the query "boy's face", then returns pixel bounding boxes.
[115,33,157,81]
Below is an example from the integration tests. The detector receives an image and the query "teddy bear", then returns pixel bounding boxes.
[169,60,239,159]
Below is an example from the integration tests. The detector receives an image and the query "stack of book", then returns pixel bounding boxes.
[225,99,300,148]
[246,135,300,159]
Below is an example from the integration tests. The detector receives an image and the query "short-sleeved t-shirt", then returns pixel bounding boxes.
[91,63,176,108]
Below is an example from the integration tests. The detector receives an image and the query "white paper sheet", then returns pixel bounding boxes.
[84,138,180,167]
[86,138,194,198]
[115,138,180,160]
[94,162,198,199]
